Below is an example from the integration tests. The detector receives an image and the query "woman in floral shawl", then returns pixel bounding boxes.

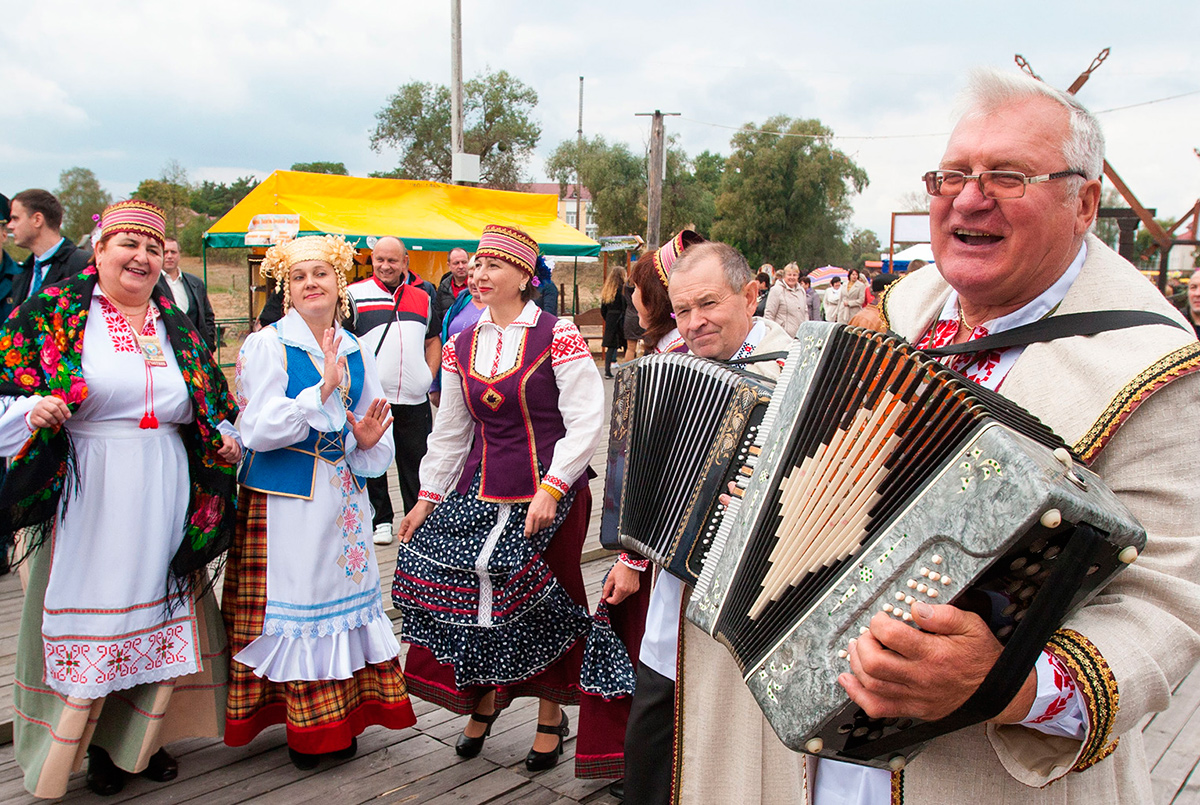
[0,200,241,798]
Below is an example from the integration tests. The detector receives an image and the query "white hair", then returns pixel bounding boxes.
[957,68,1105,194]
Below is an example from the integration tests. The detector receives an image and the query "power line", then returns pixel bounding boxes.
[1093,88,1200,114]
[679,117,947,141]
[680,87,1199,143]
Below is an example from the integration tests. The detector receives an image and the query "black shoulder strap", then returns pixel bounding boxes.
[725,351,789,366]
[921,310,1188,357]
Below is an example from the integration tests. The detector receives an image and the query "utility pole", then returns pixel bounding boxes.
[635,110,679,250]
[573,76,584,317]
[449,0,465,181]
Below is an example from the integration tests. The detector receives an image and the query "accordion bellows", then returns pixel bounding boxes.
[604,321,1145,769]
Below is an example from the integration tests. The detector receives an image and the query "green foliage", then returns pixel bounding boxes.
[189,176,259,218]
[1134,218,1176,270]
[370,69,541,189]
[56,167,112,243]
[662,138,718,238]
[290,161,348,175]
[710,116,868,269]
[133,160,191,238]
[847,228,882,271]
[176,215,210,257]
[546,135,646,238]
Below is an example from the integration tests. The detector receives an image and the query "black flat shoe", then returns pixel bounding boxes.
[288,747,320,770]
[608,778,625,800]
[525,711,569,772]
[328,736,357,760]
[456,709,499,758]
[86,747,126,796]
[140,747,178,782]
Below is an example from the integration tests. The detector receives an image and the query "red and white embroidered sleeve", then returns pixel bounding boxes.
[418,489,443,504]
[619,553,650,571]
[441,339,459,374]
[541,473,570,497]
[550,321,591,366]
[1020,649,1088,740]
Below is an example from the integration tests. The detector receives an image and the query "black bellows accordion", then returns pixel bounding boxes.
[602,322,1145,769]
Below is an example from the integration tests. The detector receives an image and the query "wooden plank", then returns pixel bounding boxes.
[1147,669,1200,768]
[420,766,531,805]
[1152,695,1200,805]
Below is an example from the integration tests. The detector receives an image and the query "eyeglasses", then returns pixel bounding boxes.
[922,169,1088,199]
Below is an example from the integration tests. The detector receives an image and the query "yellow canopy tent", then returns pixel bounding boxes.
[203,170,600,280]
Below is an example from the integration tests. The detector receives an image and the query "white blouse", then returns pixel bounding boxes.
[417,301,604,503]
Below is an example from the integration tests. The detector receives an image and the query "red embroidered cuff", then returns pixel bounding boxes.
[1047,628,1120,772]
[619,553,649,571]
[541,474,570,496]
[418,489,443,504]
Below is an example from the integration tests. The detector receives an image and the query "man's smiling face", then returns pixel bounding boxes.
[931,96,1096,311]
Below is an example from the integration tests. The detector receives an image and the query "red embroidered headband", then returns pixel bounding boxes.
[98,200,166,245]
[652,229,705,288]
[475,225,539,277]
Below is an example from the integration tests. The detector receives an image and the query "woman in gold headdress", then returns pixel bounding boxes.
[223,234,416,769]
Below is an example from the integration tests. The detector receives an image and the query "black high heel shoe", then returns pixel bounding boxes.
[86,747,127,796]
[288,746,320,770]
[328,736,358,760]
[455,710,499,758]
[524,711,569,772]
[140,747,178,782]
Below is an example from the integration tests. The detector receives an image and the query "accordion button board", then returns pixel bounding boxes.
[668,322,1148,769]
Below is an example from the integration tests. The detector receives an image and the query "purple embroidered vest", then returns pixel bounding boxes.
[454,313,580,502]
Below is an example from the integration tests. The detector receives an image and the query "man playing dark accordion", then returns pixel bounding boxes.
[669,69,1200,804]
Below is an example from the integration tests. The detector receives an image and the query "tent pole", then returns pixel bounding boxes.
[573,257,579,315]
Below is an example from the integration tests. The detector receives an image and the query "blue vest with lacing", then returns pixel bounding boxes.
[238,336,368,499]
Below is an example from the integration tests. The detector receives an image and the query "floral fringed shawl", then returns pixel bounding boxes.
[0,266,240,598]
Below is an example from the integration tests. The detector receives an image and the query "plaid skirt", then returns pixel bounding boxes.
[223,490,415,754]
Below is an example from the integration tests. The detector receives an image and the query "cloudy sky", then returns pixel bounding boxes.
[3,0,1197,242]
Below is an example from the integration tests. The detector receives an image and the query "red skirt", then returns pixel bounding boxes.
[403,486,641,778]
[223,490,416,753]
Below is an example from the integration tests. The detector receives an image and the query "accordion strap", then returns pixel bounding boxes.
[841,522,1106,761]
[725,351,789,366]
[914,310,1188,357]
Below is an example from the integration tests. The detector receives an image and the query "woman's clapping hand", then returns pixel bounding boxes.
[319,327,347,404]
[347,398,393,451]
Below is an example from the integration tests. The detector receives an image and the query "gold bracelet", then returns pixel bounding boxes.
[538,482,564,502]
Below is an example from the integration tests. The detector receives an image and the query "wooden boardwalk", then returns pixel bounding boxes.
[2,370,1200,802]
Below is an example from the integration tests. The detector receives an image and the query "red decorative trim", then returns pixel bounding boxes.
[619,553,650,571]
[550,321,591,366]
[417,489,443,504]
[441,339,458,374]
[541,474,570,495]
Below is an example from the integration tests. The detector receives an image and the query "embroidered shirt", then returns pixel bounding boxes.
[417,301,602,504]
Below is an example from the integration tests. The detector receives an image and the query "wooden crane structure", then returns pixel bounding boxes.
[1016,49,1199,291]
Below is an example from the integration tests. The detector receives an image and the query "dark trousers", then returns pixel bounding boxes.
[605,345,620,376]
[367,400,432,527]
[623,663,675,805]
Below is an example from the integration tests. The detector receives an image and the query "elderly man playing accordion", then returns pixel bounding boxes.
[669,69,1200,804]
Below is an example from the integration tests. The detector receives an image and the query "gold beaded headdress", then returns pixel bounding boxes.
[260,234,356,318]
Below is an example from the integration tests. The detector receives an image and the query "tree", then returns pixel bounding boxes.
[55,167,111,242]
[847,228,882,271]
[546,136,646,237]
[710,116,868,269]
[661,138,718,237]
[133,160,191,237]
[370,70,540,189]
[896,190,930,213]
[1094,186,1129,252]
[189,176,259,218]
[291,161,348,175]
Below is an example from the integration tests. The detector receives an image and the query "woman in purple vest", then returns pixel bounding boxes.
[393,225,632,774]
